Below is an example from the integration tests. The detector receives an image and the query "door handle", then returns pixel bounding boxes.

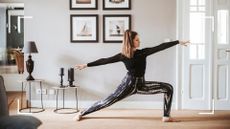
[226,49,230,52]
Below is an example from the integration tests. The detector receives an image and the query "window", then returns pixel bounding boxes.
[217,10,229,44]
[189,0,206,60]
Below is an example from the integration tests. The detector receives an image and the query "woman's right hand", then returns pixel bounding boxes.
[179,40,190,46]
[75,64,87,70]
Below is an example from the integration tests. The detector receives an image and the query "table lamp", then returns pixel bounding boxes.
[23,41,38,80]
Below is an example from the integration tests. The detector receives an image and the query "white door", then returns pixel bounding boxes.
[180,0,230,110]
[181,0,213,110]
[213,0,230,110]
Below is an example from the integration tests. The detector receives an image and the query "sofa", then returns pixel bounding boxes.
[0,75,42,129]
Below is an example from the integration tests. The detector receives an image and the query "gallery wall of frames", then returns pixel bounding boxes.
[70,0,132,43]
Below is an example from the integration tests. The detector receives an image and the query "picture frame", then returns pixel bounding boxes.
[70,0,98,10]
[103,0,131,10]
[103,15,131,43]
[70,15,98,43]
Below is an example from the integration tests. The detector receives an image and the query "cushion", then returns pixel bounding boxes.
[0,115,42,129]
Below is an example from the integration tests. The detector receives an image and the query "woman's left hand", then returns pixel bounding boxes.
[179,40,190,46]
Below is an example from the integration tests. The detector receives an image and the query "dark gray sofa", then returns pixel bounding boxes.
[0,75,42,129]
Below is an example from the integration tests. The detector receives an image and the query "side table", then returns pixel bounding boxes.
[18,79,45,113]
[52,86,79,114]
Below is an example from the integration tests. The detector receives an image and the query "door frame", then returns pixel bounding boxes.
[176,0,214,110]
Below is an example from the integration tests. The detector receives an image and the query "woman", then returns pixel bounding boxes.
[74,30,189,122]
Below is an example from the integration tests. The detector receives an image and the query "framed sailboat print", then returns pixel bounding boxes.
[70,15,98,43]
[70,0,98,10]
[103,15,131,43]
[103,0,131,10]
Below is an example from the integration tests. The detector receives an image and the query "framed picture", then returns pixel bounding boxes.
[70,15,98,43]
[103,0,131,10]
[70,0,98,10]
[103,15,131,43]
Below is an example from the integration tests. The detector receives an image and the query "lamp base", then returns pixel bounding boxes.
[26,75,35,81]
[26,55,35,81]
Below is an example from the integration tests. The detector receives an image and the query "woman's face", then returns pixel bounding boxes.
[133,35,140,48]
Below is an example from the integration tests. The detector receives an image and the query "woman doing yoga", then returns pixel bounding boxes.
[74,30,189,122]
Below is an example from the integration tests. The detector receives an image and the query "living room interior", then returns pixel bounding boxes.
[0,0,230,129]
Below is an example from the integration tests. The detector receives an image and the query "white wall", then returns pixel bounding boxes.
[0,0,177,109]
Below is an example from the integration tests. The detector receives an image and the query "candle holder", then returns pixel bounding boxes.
[68,80,75,87]
[59,68,65,87]
[68,68,75,87]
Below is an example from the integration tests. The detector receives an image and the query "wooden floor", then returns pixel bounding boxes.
[7,92,230,129]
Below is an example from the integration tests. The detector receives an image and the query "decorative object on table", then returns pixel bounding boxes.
[103,15,131,43]
[70,15,99,43]
[103,0,131,10]
[70,0,98,10]
[22,41,38,80]
[68,68,75,87]
[59,68,64,87]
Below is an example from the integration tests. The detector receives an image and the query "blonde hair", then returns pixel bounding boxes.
[121,30,138,58]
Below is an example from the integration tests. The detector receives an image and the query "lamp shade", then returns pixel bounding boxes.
[23,41,38,54]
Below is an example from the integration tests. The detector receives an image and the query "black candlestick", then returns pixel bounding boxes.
[68,68,74,81]
[60,67,64,76]
[59,68,64,87]
[68,68,75,87]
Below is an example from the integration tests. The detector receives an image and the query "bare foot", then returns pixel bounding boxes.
[73,113,82,121]
[162,117,180,122]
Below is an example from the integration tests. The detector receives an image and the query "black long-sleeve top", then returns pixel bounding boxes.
[87,40,179,77]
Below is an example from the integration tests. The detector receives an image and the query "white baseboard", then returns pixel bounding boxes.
[30,100,176,110]
[28,100,230,110]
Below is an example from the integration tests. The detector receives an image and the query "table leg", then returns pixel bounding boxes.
[29,82,31,113]
[56,89,59,110]
[21,82,24,109]
[40,81,44,109]
[75,88,78,111]
[63,89,65,109]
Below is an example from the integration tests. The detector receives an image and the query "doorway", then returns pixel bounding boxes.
[179,0,230,110]
[0,3,24,74]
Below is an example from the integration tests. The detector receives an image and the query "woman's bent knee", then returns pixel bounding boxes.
[163,83,174,94]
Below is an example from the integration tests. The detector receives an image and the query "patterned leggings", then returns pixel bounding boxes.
[81,73,174,117]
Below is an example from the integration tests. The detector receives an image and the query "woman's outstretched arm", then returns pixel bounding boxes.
[75,53,123,70]
[141,40,189,56]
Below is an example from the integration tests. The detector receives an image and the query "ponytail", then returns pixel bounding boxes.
[121,30,138,58]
